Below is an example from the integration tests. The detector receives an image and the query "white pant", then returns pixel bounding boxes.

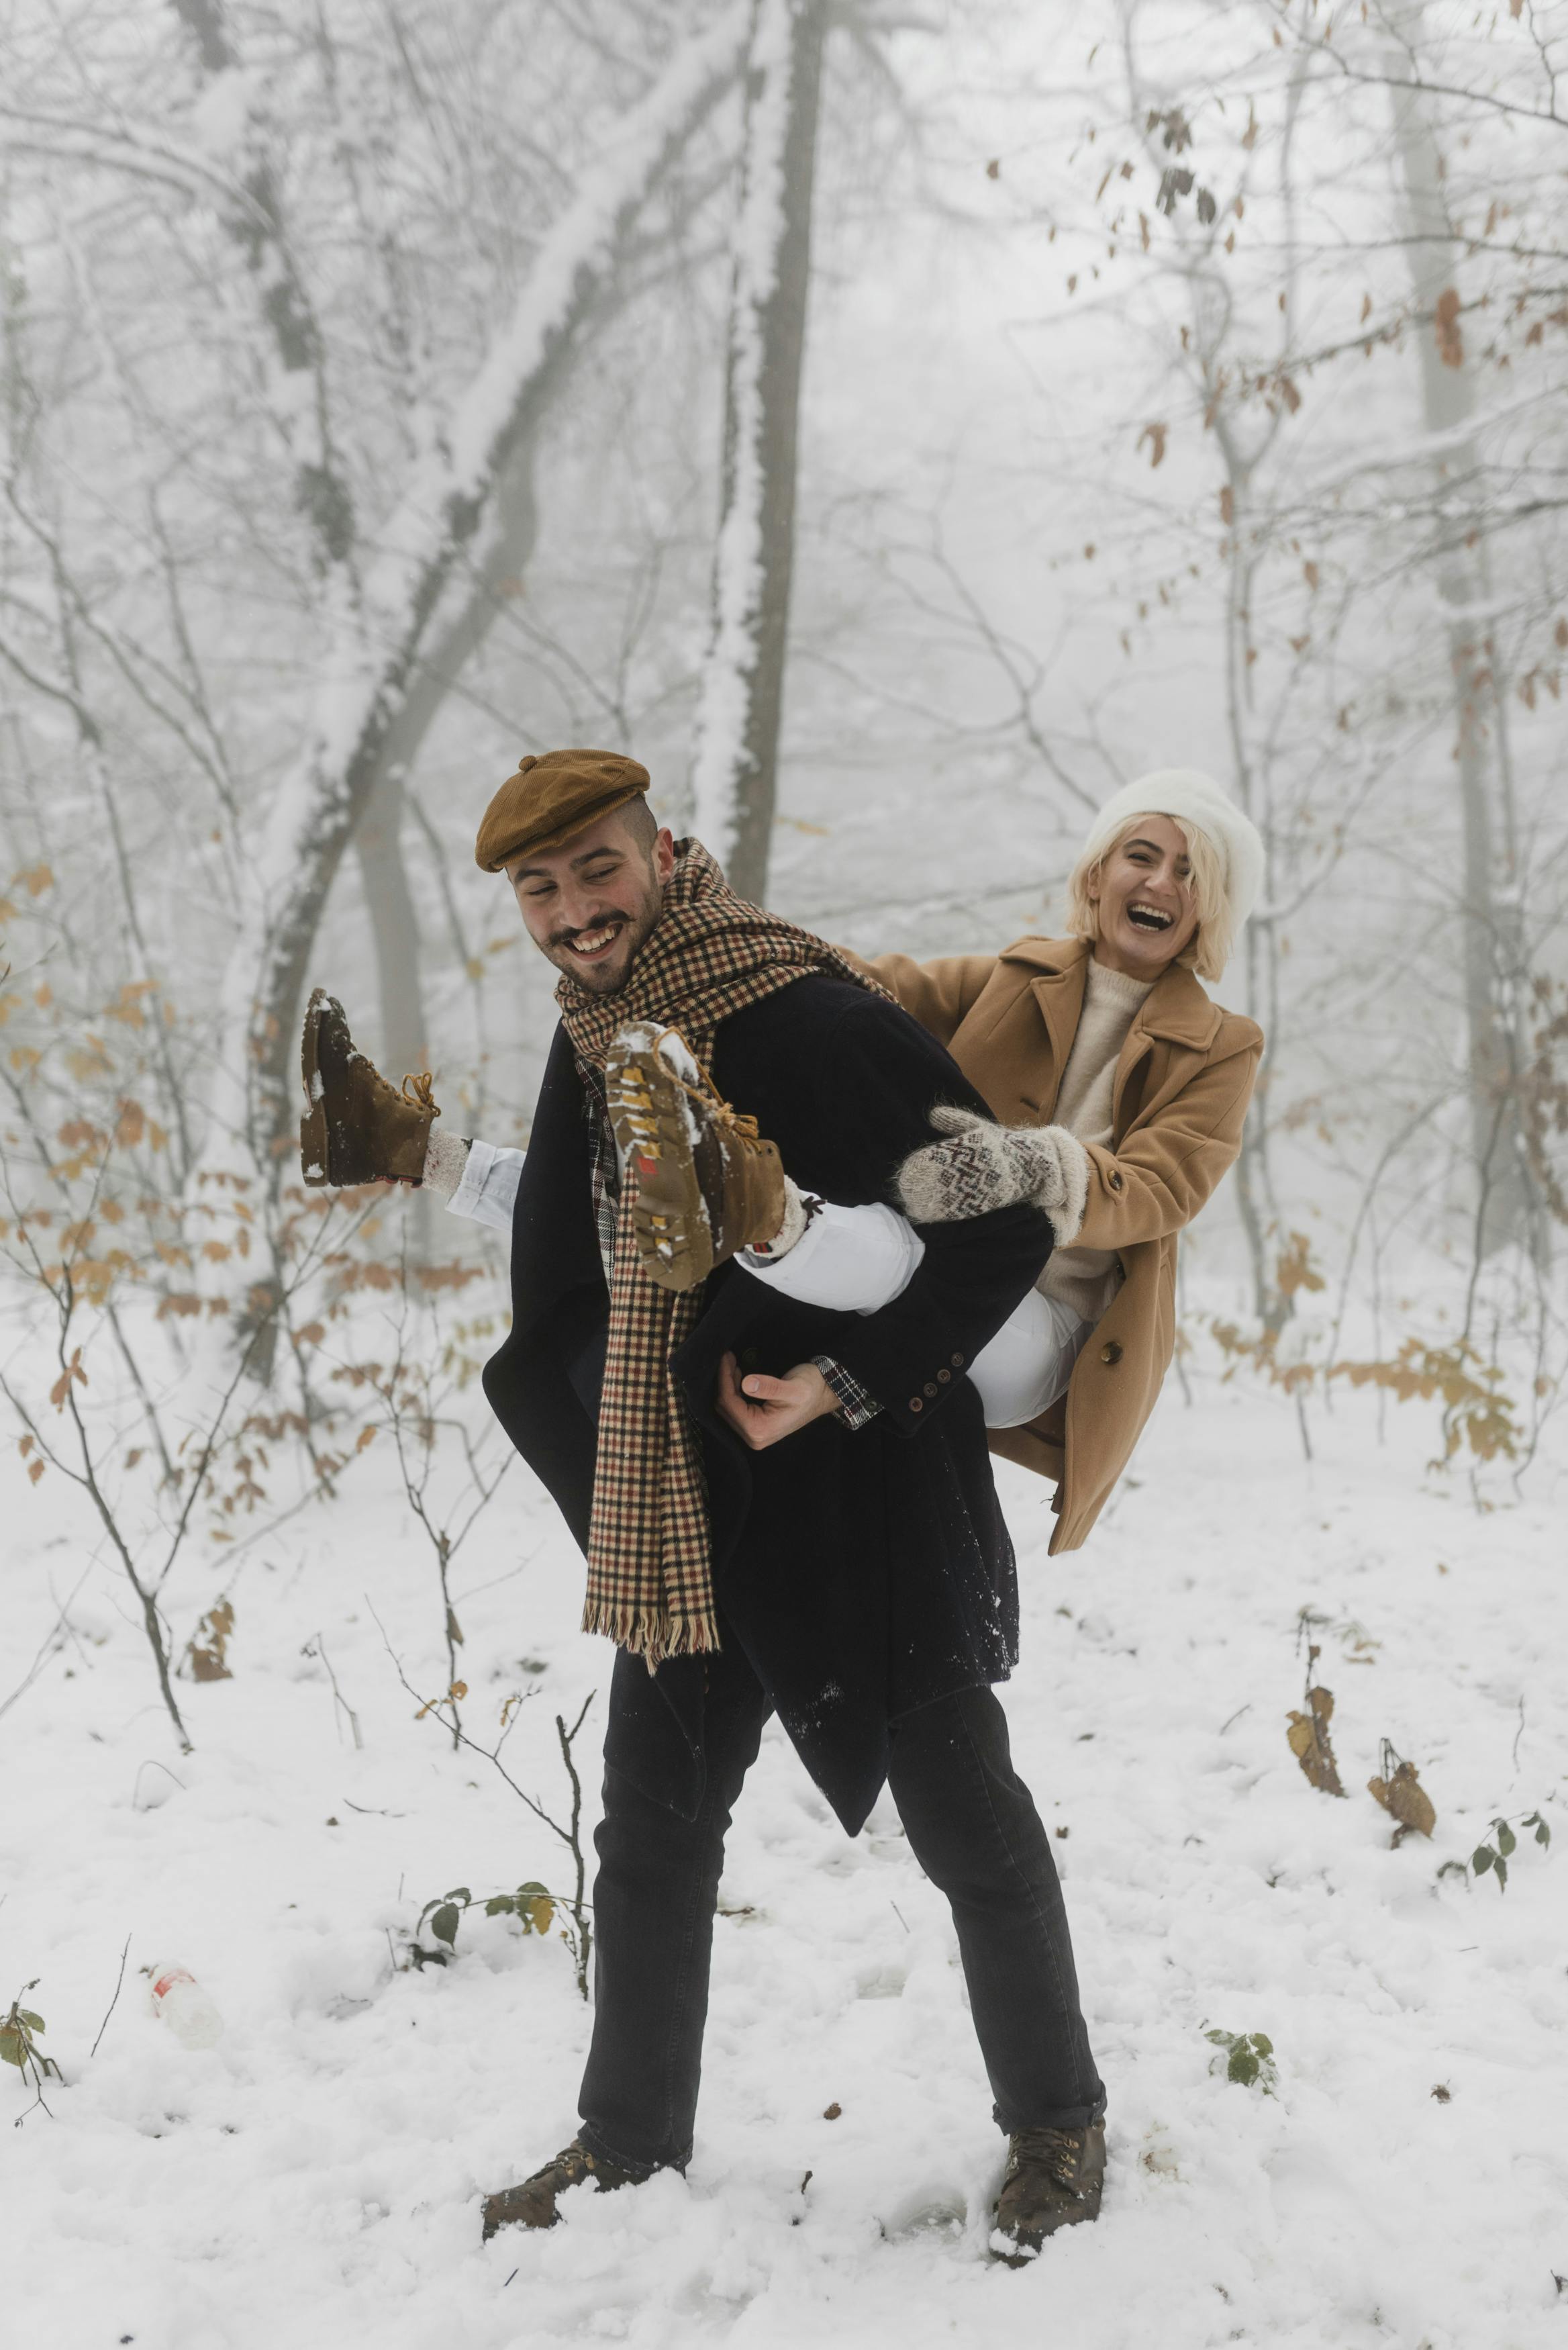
[737,1199,1089,1428]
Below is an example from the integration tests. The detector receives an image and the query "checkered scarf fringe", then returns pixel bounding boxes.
[556,840,887,1666]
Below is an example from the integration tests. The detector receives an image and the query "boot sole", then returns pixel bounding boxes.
[604,1038,715,1293]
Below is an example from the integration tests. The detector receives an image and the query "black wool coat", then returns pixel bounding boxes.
[481,975,1052,1834]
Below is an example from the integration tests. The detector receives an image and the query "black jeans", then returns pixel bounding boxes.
[577,1640,1105,2174]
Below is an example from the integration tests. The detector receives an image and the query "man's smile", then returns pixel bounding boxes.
[556,918,627,964]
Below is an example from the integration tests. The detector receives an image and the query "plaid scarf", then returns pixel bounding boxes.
[556,839,887,1664]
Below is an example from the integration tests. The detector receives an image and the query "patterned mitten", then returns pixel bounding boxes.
[895,1105,1089,1245]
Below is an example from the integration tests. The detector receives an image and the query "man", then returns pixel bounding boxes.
[301,746,1107,2258]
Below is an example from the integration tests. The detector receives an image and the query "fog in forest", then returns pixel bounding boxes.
[3,3,1566,2341]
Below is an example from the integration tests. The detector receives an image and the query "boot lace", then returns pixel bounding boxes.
[1008,2126,1081,2192]
[401,1070,440,1118]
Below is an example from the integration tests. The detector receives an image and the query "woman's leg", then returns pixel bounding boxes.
[967,1289,1091,1428]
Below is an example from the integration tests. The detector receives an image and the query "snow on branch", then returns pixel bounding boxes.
[0,105,263,215]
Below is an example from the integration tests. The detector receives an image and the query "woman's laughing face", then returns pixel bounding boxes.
[1088,814,1201,980]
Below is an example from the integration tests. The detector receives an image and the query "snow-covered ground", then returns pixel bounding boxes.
[3,1351,1565,2349]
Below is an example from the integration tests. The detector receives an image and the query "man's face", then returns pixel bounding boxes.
[505,810,675,994]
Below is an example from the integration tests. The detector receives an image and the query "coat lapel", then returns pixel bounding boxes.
[996,937,1222,1139]
[999,938,1089,1121]
[1112,961,1222,1135]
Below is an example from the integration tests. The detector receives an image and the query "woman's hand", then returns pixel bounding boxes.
[715,1352,842,1450]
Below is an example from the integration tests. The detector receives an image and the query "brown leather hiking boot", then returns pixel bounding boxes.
[299,988,439,1188]
[480,2138,642,2240]
[604,1022,785,1292]
[992,2122,1106,2263]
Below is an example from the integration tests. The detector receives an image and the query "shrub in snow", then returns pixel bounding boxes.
[1204,2028,1278,2096]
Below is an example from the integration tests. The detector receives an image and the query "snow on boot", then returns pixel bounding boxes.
[991,2122,1106,2262]
[299,988,439,1187]
[480,2138,642,2240]
[604,1022,786,1292]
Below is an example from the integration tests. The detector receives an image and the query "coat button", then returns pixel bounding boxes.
[951,1352,965,1368]
[909,1396,924,1412]
[1108,1170,1124,1192]
[937,1368,951,1384]
[924,1381,938,1397]
[1101,1340,1123,1365]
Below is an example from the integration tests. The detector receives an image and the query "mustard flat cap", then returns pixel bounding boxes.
[475,747,651,873]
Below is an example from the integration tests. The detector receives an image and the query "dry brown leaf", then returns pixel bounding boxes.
[1286,1685,1346,1796]
[1434,287,1464,369]
[1368,1755,1436,1840]
[187,1598,235,1683]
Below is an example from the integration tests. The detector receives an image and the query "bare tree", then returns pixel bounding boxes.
[1384,6,1536,1258]
[690,0,829,900]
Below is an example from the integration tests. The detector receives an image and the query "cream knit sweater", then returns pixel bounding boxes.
[1038,958,1152,1325]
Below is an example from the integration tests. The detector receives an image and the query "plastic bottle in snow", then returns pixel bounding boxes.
[148,1963,224,2049]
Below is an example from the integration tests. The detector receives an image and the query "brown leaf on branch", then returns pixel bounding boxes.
[1368,1746,1436,1840]
[1434,287,1464,369]
[186,1599,235,1683]
[1139,422,1169,469]
[49,1348,89,1411]
[1287,1672,1346,1797]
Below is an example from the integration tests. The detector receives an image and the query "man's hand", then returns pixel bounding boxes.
[715,1352,842,1451]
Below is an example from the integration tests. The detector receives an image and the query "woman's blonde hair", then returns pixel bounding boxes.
[1065,813,1233,982]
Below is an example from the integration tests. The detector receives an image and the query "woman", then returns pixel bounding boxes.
[609,767,1264,1552]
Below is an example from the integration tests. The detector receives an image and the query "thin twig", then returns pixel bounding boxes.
[89,1935,132,2059]
[309,1636,363,1751]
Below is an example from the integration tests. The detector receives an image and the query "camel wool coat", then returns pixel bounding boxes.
[859,935,1263,1552]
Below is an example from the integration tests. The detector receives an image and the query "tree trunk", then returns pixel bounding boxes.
[689,0,826,902]
[1387,18,1534,1257]
[352,432,541,1078]
[355,771,427,1077]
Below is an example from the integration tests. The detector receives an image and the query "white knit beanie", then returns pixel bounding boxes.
[1079,768,1266,936]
